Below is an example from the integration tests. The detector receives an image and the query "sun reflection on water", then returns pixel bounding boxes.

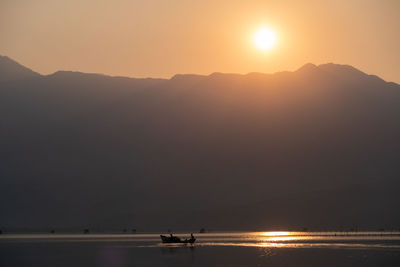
[255,231,311,243]
[2,232,400,251]
[260,231,291,237]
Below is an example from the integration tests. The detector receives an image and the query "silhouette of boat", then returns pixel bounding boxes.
[160,234,196,244]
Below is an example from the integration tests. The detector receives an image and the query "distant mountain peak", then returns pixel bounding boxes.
[316,62,387,83]
[297,63,318,72]
[0,55,41,82]
[48,70,107,78]
[297,62,364,75]
[318,62,364,74]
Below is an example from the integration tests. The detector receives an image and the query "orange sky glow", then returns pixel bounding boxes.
[1,0,399,83]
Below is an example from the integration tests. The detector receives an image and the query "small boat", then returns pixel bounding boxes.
[160,234,196,244]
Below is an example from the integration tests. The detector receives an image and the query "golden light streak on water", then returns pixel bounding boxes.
[259,231,291,237]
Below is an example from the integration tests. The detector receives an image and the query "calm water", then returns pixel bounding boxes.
[1,232,400,266]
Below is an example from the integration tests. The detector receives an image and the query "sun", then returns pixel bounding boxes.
[254,27,277,51]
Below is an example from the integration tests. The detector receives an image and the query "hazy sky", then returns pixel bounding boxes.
[1,0,399,82]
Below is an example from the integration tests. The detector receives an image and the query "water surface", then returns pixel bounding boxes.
[1,232,399,266]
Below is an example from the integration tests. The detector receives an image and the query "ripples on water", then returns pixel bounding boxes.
[2,231,400,250]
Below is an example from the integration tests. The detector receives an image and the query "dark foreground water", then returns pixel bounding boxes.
[1,232,400,266]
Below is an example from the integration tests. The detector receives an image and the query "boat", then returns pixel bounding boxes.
[160,234,196,244]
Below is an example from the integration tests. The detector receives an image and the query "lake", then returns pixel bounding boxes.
[1,231,400,266]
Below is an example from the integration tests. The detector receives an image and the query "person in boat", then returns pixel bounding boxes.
[168,233,180,242]
[191,233,195,240]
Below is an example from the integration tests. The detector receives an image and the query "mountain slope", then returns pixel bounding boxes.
[0,56,41,82]
[0,57,399,231]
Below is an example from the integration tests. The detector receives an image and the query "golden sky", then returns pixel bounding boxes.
[1,0,399,83]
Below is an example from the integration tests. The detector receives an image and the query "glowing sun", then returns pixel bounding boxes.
[254,27,277,51]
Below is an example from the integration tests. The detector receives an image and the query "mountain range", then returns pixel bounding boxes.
[1,55,399,232]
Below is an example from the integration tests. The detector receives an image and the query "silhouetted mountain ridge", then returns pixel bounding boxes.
[0,55,41,82]
[1,56,399,231]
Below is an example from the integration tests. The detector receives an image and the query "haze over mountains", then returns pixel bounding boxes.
[1,55,399,232]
